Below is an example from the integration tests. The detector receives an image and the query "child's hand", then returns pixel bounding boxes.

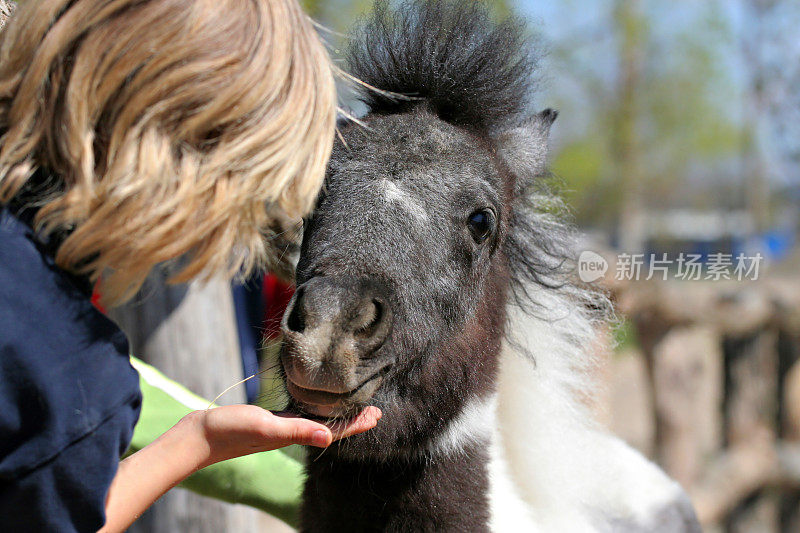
[188,404,382,467]
[101,404,381,532]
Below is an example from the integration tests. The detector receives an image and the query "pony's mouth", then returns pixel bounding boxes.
[285,368,386,419]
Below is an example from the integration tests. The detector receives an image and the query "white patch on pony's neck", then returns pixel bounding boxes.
[426,394,496,457]
[487,427,542,532]
[382,179,430,222]
[494,284,692,530]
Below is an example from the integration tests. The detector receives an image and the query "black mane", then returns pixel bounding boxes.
[347,0,540,133]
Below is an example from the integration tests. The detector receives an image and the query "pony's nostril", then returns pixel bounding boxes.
[354,299,383,339]
[286,289,306,333]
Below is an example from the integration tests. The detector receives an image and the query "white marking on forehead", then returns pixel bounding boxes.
[425,393,497,457]
[381,179,430,222]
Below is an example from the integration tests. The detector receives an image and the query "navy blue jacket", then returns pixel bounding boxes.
[0,205,141,531]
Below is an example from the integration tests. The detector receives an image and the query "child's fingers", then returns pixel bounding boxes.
[270,405,382,445]
[267,415,333,448]
[327,406,382,440]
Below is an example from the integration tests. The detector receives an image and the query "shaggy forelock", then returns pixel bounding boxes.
[344,0,609,335]
[347,0,540,133]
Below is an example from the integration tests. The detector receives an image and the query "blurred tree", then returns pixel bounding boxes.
[549,0,743,235]
[762,2,800,173]
[739,0,800,232]
[611,0,645,252]
[740,0,776,234]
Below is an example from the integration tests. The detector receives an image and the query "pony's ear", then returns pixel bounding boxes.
[493,108,557,185]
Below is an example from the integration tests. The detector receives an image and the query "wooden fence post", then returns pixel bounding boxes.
[652,325,723,489]
[722,328,780,533]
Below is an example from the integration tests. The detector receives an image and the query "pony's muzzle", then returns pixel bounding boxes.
[280,276,393,417]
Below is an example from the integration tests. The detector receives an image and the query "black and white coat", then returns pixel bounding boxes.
[284,2,702,531]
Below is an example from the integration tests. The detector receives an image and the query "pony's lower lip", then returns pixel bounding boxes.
[285,379,355,406]
[286,372,385,418]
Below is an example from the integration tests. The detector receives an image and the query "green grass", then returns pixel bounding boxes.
[613,317,640,354]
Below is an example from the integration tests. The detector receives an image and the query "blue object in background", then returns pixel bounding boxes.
[762,229,794,261]
[232,275,265,404]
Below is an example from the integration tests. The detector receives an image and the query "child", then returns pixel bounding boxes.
[0,0,380,531]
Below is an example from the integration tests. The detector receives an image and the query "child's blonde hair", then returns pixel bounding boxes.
[0,0,335,304]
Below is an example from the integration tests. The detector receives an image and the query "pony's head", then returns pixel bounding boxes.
[281,0,576,460]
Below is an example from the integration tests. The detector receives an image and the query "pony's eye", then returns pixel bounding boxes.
[467,209,494,243]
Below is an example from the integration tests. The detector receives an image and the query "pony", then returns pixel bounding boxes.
[279,1,701,531]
